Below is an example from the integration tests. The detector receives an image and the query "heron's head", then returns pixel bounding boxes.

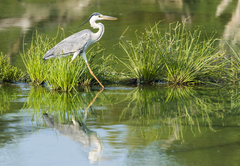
[90,12,118,21]
[79,13,117,28]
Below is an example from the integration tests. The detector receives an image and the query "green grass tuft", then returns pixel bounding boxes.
[20,31,55,85]
[45,56,85,92]
[118,22,225,85]
[0,52,23,82]
[158,22,223,85]
[224,42,240,83]
[118,30,164,83]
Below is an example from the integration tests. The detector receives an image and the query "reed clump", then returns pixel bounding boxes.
[45,56,85,92]
[20,31,54,85]
[224,43,240,83]
[0,52,23,82]
[119,22,225,85]
[118,32,164,83]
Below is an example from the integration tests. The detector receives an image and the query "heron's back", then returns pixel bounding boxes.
[43,29,93,60]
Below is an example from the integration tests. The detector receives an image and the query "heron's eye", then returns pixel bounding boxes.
[98,15,102,18]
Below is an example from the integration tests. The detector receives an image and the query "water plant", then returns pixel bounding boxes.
[118,22,225,85]
[224,43,240,83]
[158,23,224,85]
[45,56,85,92]
[20,31,55,85]
[118,31,164,83]
[0,52,23,82]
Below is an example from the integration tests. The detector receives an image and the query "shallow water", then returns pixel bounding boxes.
[1,84,240,165]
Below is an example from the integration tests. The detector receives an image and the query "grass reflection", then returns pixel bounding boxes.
[121,85,239,141]
[22,86,108,123]
[0,85,18,113]
[0,88,12,114]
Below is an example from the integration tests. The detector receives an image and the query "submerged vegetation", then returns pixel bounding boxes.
[2,22,240,90]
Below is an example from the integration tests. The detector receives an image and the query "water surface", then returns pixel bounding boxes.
[1,84,240,165]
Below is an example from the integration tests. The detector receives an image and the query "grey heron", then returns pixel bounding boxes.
[43,12,117,89]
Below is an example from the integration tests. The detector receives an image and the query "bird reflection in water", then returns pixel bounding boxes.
[43,88,104,164]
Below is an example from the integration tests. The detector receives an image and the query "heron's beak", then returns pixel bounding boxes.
[102,15,118,20]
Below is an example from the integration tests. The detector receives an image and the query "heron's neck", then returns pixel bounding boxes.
[90,21,105,42]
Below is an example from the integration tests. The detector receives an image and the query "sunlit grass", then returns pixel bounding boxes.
[20,31,57,85]
[158,22,224,85]
[118,22,225,85]
[0,52,23,82]
[45,56,85,92]
[224,43,240,83]
[118,30,164,83]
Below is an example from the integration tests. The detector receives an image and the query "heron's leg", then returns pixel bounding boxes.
[67,51,80,70]
[85,61,104,89]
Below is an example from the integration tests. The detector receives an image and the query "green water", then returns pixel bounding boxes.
[1,0,240,165]
[1,84,240,165]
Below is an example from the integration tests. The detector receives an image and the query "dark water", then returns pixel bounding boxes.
[1,0,240,165]
[1,84,240,165]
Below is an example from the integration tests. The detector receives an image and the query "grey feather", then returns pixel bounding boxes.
[43,30,92,60]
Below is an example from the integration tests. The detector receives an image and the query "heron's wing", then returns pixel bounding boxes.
[43,29,92,60]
